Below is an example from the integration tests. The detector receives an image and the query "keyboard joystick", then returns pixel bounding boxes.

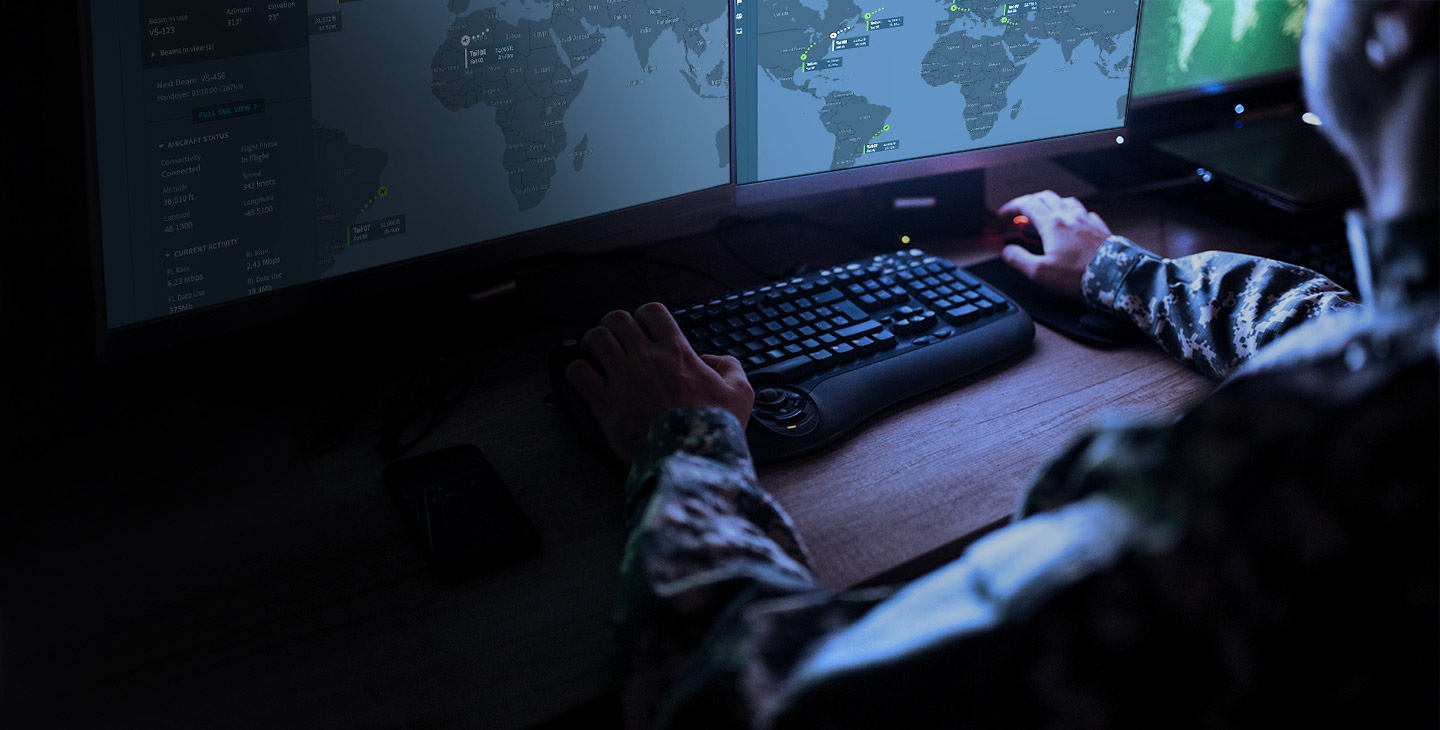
[754,387,787,409]
[749,386,819,443]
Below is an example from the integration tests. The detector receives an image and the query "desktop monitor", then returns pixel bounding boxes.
[85,0,1141,359]
[1131,0,1307,104]
[733,0,1142,203]
[82,0,733,358]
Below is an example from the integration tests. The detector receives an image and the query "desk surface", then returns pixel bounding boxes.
[4,173,1254,729]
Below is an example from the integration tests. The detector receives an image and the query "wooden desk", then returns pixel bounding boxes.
[3,179,1229,729]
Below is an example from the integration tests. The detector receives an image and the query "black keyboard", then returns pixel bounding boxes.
[549,249,1034,462]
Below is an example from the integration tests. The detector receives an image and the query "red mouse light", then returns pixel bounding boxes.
[1011,215,1031,227]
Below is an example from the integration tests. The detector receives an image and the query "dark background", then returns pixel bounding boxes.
[5,5,101,467]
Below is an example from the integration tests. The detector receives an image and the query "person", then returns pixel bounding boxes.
[564,1,1438,726]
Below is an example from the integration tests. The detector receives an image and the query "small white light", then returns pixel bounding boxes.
[1115,135,1125,145]
[1234,103,1245,114]
[1301,111,1323,126]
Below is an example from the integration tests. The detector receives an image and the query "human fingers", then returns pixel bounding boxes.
[580,325,626,372]
[564,358,607,402]
[1087,211,1112,234]
[1001,244,1046,280]
[701,353,749,384]
[600,309,649,354]
[634,301,686,345]
[998,189,1062,219]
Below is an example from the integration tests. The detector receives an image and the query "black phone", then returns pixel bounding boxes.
[383,444,539,572]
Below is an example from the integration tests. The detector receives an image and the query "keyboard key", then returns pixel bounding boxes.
[943,304,981,325]
[830,343,858,362]
[873,330,897,348]
[752,354,815,383]
[837,320,882,339]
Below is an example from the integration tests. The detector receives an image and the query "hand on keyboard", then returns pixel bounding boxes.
[564,302,755,464]
[998,190,1113,300]
[548,249,1034,463]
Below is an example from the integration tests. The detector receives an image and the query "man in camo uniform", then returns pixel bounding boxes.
[564,1,1438,726]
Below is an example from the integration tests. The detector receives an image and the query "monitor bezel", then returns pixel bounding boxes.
[80,0,736,362]
[1125,0,1307,136]
[732,0,1142,207]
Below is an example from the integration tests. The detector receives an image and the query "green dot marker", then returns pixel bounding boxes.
[378,186,389,197]
[950,3,957,9]
[801,53,807,60]
[883,124,890,131]
[864,12,871,18]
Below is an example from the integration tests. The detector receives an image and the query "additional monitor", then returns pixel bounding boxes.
[1131,0,1307,102]
[733,0,1141,202]
[84,0,731,352]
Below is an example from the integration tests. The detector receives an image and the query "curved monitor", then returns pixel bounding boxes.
[84,0,733,358]
[733,0,1142,203]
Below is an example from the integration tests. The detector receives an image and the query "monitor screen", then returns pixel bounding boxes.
[1131,0,1307,101]
[86,0,731,332]
[733,0,1141,198]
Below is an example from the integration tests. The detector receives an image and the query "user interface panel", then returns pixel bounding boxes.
[1131,0,1306,100]
[733,0,1141,184]
[90,0,730,328]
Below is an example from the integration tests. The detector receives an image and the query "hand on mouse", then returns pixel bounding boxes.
[564,302,755,465]
[997,190,1114,301]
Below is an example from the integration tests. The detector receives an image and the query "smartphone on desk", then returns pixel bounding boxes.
[383,444,539,572]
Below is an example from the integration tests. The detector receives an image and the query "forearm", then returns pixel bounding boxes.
[1082,237,1358,379]
[616,407,817,727]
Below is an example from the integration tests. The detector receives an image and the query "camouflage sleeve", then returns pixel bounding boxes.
[615,406,819,728]
[1081,236,1358,379]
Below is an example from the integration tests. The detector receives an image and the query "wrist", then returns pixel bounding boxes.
[624,407,755,518]
[1081,236,1158,314]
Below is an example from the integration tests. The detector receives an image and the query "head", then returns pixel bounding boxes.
[1303,0,1438,222]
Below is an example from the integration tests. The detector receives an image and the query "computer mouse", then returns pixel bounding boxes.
[546,339,617,461]
[1001,214,1044,255]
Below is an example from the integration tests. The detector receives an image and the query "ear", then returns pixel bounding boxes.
[1365,1,1437,71]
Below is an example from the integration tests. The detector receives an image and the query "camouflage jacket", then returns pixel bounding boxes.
[615,220,1439,729]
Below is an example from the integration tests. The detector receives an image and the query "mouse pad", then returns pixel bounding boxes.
[965,257,1146,348]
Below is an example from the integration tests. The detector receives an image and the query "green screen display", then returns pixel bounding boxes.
[1133,0,1307,99]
